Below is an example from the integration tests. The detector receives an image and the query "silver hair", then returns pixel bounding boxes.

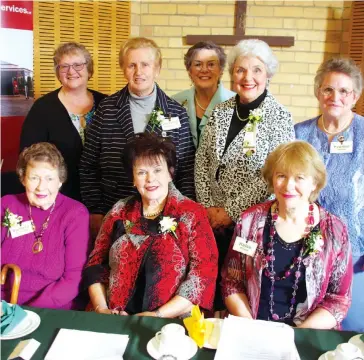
[314,57,363,98]
[227,39,278,78]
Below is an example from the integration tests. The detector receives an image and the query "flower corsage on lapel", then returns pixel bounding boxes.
[125,220,134,234]
[159,216,178,239]
[2,208,22,237]
[148,106,164,131]
[242,108,263,157]
[303,229,324,256]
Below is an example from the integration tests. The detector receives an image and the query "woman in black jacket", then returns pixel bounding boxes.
[20,42,106,201]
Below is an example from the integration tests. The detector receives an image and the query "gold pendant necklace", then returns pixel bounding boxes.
[194,96,207,111]
[28,201,56,254]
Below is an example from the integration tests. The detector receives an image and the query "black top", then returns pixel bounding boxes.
[224,89,267,153]
[20,88,107,201]
[257,212,314,326]
[125,216,160,314]
[196,116,202,146]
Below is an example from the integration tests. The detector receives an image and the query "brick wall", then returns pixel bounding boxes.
[131,0,351,123]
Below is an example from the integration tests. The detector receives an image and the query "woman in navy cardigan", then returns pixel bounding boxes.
[79,37,195,239]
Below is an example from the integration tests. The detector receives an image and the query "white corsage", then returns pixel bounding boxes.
[149,107,165,131]
[304,230,324,256]
[159,216,178,239]
[243,109,264,157]
[2,208,23,236]
[247,108,263,124]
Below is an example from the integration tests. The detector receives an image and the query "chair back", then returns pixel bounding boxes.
[1,264,21,304]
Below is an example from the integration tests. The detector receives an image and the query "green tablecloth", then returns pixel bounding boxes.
[1,307,358,360]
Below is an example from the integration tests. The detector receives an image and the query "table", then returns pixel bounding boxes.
[1,307,358,359]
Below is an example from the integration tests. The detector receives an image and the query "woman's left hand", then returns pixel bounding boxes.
[210,207,233,229]
[136,311,158,317]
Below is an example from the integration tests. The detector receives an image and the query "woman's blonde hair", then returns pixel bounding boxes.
[262,141,326,202]
[119,37,162,69]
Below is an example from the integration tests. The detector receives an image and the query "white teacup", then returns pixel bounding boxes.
[334,343,363,360]
[155,323,185,356]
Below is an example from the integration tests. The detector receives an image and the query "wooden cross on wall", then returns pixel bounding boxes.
[186,1,294,47]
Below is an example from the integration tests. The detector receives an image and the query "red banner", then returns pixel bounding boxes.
[1,0,33,30]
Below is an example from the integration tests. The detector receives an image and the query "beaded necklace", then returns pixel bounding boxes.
[265,202,314,321]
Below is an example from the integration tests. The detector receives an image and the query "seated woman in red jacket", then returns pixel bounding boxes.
[83,133,218,317]
[222,141,352,329]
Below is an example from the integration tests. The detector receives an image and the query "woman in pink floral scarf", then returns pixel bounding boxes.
[222,140,352,329]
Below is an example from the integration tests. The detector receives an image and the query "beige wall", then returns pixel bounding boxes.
[130,0,351,123]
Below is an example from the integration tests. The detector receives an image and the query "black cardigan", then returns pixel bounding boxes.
[20,88,107,201]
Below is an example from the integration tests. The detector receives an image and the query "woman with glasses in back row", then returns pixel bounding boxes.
[172,41,235,148]
[295,58,364,332]
[20,42,106,202]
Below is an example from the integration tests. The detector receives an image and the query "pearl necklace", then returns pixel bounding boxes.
[321,114,352,135]
[143,208,163,218]
[194,96,207,111]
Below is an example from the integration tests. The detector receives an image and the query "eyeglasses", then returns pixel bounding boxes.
[27,175,57,184]
[191,60,219,71]
[319,86,354,98]
[57,62,87,73]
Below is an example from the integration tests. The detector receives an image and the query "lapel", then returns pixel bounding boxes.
[144,84,169,136]
[55,87,83,146]
[220,92,271,162]
[115,84,169,140]
[215,97,235,161]
[185,88,198,147]
[200,83,227,132]
[303,205,327,310]
[115,86,135,142]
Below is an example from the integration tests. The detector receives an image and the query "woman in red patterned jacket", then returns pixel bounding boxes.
[83,133,218,317]
[222,141,352,329]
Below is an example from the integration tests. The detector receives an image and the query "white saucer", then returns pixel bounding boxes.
[204,318,223,350]
[147,334,198,360]
[318,350,336,360]
[1,310,41,340]
[349,335,364,356]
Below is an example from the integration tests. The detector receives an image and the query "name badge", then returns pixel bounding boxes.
[233,236,258,257]
[10,220,34,238]
[161,116,181,131]
[330,140,353,154]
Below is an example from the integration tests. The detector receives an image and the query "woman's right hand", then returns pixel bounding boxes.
[95,306,128,316]
[207,207,232,229]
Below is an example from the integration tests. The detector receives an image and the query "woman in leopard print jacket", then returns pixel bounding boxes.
[195,39,295,310]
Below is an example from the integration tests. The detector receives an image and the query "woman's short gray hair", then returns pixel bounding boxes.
[314,57,363,98]
[227,39,278,78]
[16,142,67,183]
